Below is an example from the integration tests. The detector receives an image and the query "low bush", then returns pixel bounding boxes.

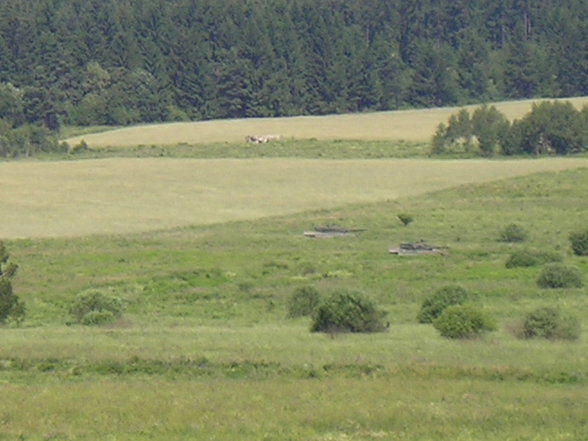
[397,213,414,226]
[417,285,468,323]
[522,307,580,340]
[433,305,496,339]
[536,263,583,289]
[69,289,124,325]
[311,290,387,333]
[505,249,562,268]
[498,223,528,242]
[287,286,321,318]
[569,229,588,256]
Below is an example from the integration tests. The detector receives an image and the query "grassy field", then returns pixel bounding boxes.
[1,150,588,439]
[2,157,588,238]
[63,96,588,148]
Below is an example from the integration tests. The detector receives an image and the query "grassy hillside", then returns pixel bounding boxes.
[64,97,588,148]
[3,157,588,239]
[1,162,587,440]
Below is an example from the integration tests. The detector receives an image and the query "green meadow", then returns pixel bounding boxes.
[2,109,588,439]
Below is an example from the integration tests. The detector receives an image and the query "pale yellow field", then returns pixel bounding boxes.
[2,157,588,239]
[64,97,588,147]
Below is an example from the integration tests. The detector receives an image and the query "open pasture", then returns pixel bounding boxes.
[2,157,588,238]
[2,162,588,440]
[63,97,588,148]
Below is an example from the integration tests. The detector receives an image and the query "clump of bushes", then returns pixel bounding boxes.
[287,286,321,318]
[536,263,583,289]
[433,304,496,339]
[69,289,124,325]
[569,229,588,256]
[505,249,562,268]
[311,290,387,333]
[498,223,528,243]
[521,306,580,341]
[417,285,469,323]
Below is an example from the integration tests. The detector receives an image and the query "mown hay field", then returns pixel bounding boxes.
[3,157,588,239]
[64,97,588,147]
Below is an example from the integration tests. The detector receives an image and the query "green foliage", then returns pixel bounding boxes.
[0,1,587,131]
[0,241,24,325]
[287,286,321,318]
[397,213,414,226]
[69,289,124,325]
[311,291,387,333]
[569,229,588,256]
[536,263,584,289]
[498,223,528,243]
[431,105,510,156]
[522,307,580,341]
[505,249,562,268]
[433,305,497,339]
[504,101,588,155]
[417,285,469,324]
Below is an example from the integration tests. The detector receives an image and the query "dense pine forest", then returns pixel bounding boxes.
[0,0,587,130]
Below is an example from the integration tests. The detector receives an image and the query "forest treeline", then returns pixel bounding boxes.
[0,0,587,135]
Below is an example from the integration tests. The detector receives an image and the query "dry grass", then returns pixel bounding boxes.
[64,97,588,147]
[2,157,588,238]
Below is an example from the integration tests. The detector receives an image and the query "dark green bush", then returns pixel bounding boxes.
[505,249,562,268]
[498,223,528,242]
[433,305,496,339]
[397,213,414,226]
[311,290,387,333]
[0,241,25,325]
[287,286,321,318]
[522,307,580,340]
[417,285,468,324]
[569,229,588,256]
[70,289,124,325]
[536,263,583,289]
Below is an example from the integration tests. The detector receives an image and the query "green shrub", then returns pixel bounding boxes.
[498,223,528,242]
[397,213,414,226]
[311,290,387,333]
[505,249,562,268]
[287,286,321,318]
[433,305,496,339]
[569,229,588,256]
[0,242,25,325]
[522,307,580,340]
[536,263,583,289]
[417,285,468,324]
[70,289,124,325]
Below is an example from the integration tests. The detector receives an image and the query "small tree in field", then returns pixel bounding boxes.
[433,305,496,339]
[397,213,414,226]
[569,229,588,256]
[0,241,25,325]
[417,285,468,324]
[311,290,387,333]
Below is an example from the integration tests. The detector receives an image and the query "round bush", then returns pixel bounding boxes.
[498,223,528,242]
[287,286,321,318]
[522,307,580,340]
[417,285,468,324]
[433,305,496,339]
[536,263,583,289]
[569,229,588,256]
[70,289,124,325]
[505,249,562,268]
[311,290,387,333]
